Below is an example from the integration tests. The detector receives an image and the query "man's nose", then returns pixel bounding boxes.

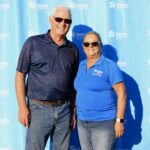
[60,20,66,25]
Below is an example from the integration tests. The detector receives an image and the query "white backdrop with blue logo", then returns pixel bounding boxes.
[0,0,150,150]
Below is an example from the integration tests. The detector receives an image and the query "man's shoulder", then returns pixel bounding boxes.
[67,39,78,49]
[28,33,46,41]
[24,33,50,46]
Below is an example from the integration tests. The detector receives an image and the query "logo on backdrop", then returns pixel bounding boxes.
[0,32,9,40]
[65,0,89,10]
[148,30,150,37]
[148,117,150,124]
[0,61,9,70]
[0,147,10,150]
[0,2,10,11]
[108,30,128,39]
[148,88,150,94]
[0,90,9,97]
[108,1,128,10]
[28,0,48,10]
[72,32,85,40]
[0,118,10,126]
[117,61,127,67]
[147,59,150,66]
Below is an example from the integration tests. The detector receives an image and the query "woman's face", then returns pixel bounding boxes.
[83,34,101,59]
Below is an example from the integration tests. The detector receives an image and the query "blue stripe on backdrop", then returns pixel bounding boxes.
[0,0,150,150]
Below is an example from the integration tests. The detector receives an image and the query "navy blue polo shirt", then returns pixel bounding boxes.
[17,31,78,100]
[74,55,123,121]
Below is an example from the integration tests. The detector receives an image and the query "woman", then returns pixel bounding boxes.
[74,31,126,150]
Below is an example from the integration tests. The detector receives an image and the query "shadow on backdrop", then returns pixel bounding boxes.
[72,24,93,62]
[102,45,143,150]
[69,24,93,150]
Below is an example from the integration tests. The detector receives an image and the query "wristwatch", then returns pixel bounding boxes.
[116,118,124,123]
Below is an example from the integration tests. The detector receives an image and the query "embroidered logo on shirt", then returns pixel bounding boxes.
[92,69,103,77]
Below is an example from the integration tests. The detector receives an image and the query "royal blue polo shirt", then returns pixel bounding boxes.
[17,30,78,100]
[74,55,123,121]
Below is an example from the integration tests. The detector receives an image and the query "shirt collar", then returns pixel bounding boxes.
[45,30,71,47]
[45,30,53,43]
[82,54,105,66]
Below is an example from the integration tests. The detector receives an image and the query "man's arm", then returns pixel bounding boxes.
[15,71,30,128]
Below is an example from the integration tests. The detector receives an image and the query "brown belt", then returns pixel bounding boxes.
[30,98,66,107]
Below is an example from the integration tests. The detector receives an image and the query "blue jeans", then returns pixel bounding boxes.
[77,119,116,150]
[25,99,71,150]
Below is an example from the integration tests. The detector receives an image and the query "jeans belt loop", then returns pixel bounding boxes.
[42,101,44,106]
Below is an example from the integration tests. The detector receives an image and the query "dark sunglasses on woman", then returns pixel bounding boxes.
[83,42,100,47]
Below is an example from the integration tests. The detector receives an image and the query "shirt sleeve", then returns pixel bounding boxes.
[108,61,123,86]
[75,60,85,77]
[16,38,32,74]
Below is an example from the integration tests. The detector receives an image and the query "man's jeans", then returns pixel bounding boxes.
[77,119,116,150]
[25,99,71,150]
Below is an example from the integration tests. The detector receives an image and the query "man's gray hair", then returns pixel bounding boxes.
[51,6,72,18]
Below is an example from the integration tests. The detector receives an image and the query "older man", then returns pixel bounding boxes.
[15,6,78,150]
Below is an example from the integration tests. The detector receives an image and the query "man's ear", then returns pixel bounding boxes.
[49,16,52,24]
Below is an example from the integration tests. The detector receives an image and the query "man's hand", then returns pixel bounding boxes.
[71,111,76,129]
[18,105,30,128]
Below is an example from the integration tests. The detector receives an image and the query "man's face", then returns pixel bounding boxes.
[50,8,72,37]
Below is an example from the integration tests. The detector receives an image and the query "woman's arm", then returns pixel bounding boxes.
[113,82,126,138]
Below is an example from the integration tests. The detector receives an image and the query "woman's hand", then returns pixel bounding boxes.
[114,122,124,138]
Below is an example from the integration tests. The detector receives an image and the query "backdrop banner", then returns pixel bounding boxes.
[0,0,150,150]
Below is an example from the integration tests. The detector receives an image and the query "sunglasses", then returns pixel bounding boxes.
[83,42,100,47]
[53,16,72,24]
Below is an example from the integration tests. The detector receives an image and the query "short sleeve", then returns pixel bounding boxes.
[76,60,85,77]
[16,38,32,74]
[107,61,123,86]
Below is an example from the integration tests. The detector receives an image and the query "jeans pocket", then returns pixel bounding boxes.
[29,99,42,111]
